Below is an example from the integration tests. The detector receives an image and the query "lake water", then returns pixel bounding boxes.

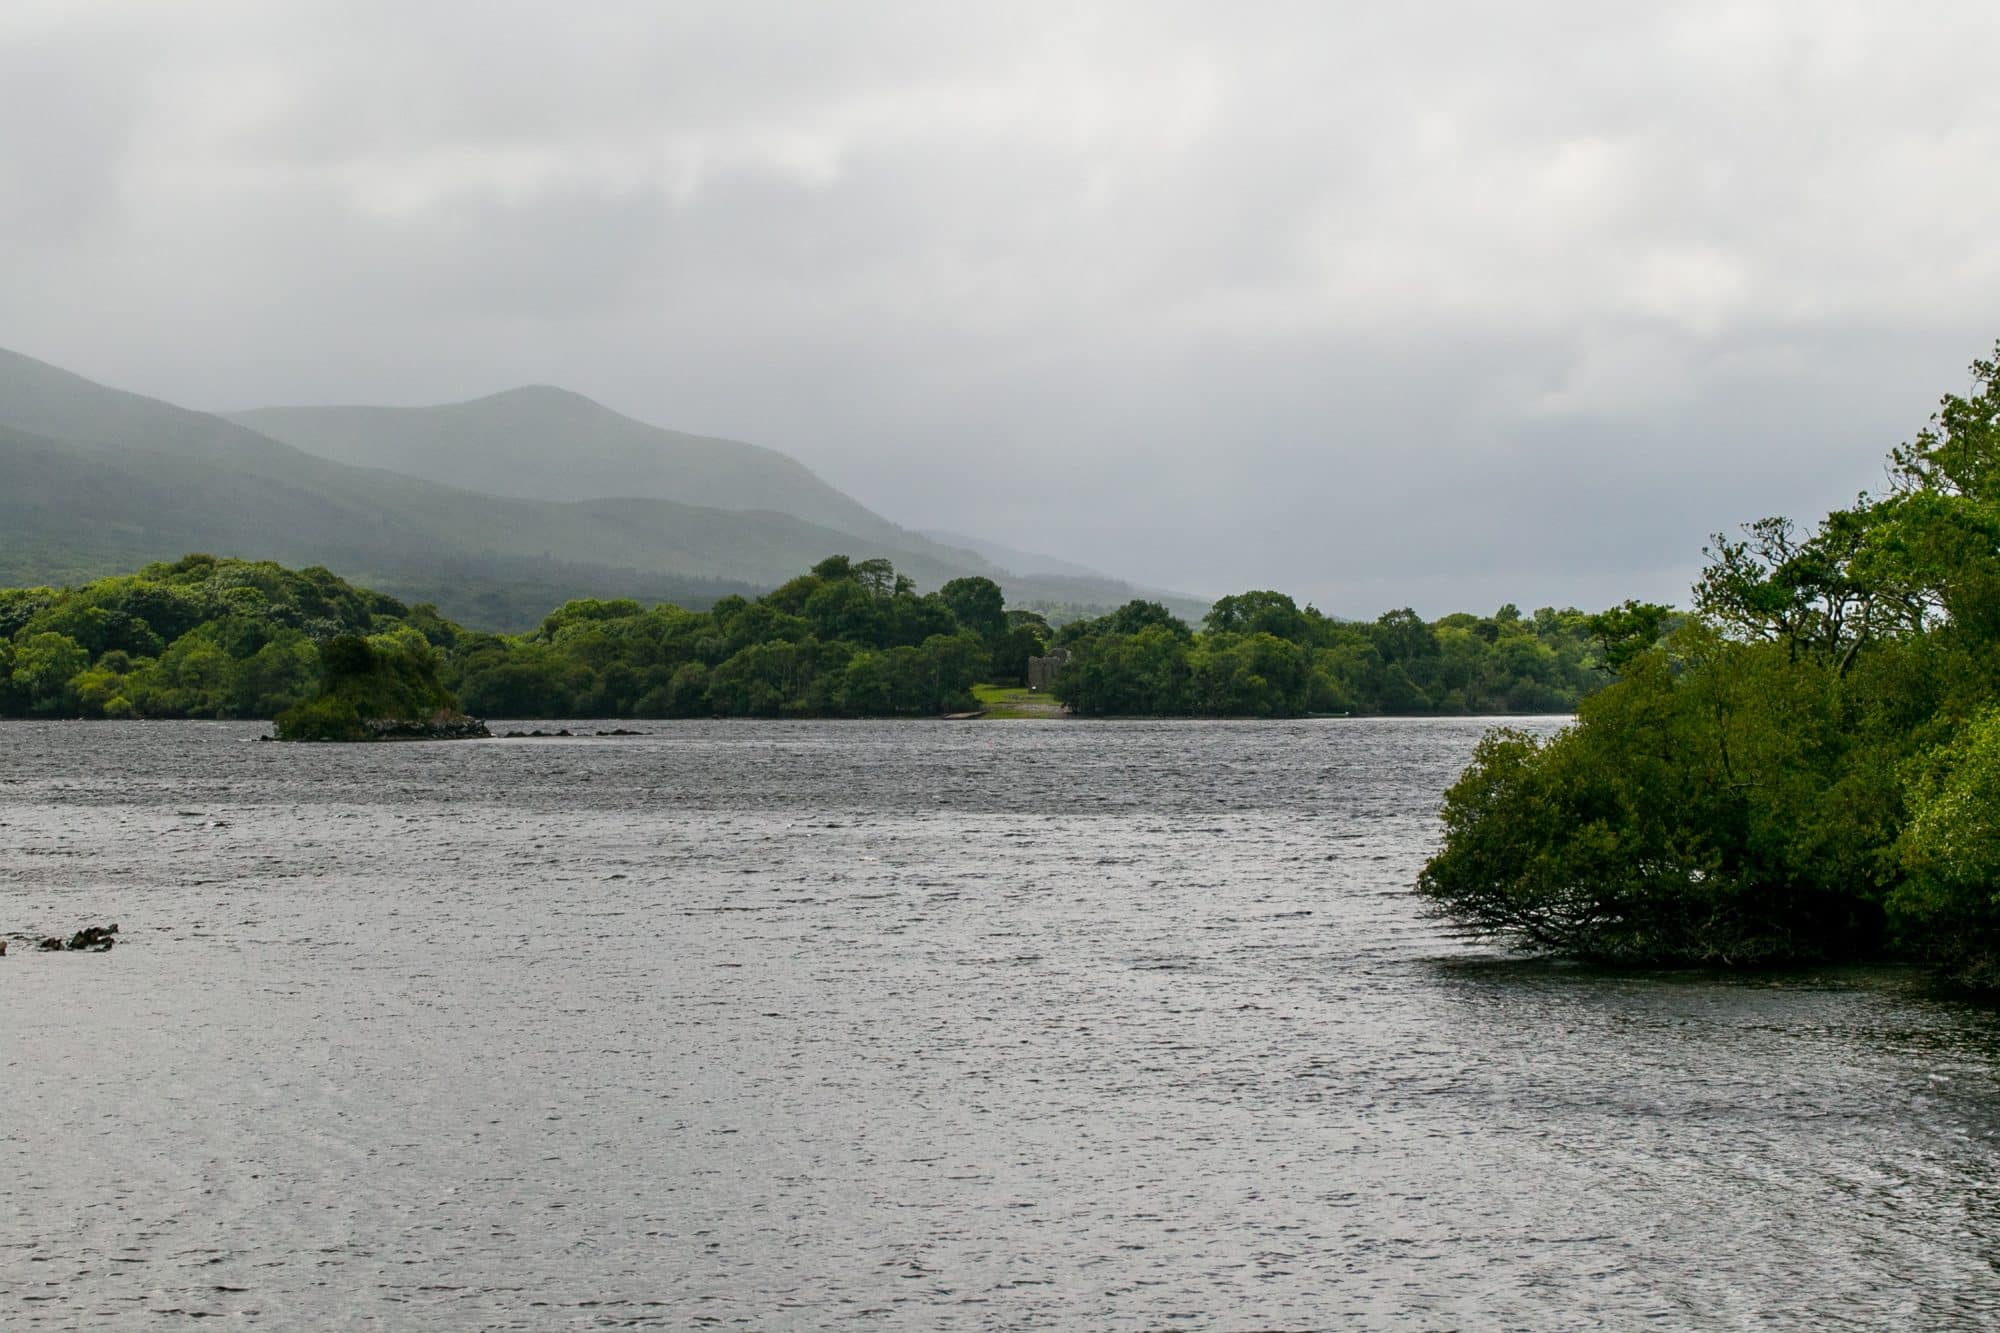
[4,718,1999,1329]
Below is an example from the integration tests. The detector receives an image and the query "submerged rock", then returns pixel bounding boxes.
[272,711,491,742]
[360,715,492,742]
[33,924,119,953]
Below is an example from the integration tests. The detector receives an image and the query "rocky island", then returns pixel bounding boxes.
[274,631,489,742]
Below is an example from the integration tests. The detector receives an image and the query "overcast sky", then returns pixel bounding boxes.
[5,2,1999,614]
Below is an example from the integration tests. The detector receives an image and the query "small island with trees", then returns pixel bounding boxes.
[272,633,488,742]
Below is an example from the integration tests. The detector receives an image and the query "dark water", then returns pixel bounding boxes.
[4,718,1999,1329]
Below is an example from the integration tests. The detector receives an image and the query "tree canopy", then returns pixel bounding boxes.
[1049,593,1648,717]
[1418,340,2000,989]
[3,557,1667,724]
[0,554,1008,722]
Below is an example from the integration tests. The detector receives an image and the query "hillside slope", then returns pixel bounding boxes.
[0,350,988,619]
[0,422,764,617]
[230,388,906,540]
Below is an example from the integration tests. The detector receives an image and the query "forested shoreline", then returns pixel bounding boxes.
[1048,594,1658,717]
[0,552,1658,723]
[1419,343,2000,990]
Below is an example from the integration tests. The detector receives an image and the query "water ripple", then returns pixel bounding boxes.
[3,718,1998,1328]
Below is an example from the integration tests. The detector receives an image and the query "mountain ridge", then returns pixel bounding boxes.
[227,388,908,542]
[0,346,1210,629]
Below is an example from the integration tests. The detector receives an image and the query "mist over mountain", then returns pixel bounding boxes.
[918,529,1108,581]
[230,389,903,540]
[0,347,1205,628]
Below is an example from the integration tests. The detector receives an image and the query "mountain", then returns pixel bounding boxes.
[0,348,984,617]
[228,389,914,541]
[0,347,1208,628]
[0,414,785,620]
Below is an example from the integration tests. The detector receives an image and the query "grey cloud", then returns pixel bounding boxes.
[3,1,1998,615]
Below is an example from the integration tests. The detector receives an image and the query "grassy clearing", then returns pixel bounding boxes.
[970,683,1068,718]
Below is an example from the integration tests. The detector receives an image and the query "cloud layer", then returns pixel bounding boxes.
[6,1,1999,612]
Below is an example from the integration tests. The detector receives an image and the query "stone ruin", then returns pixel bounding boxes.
[1026,649,1070,692]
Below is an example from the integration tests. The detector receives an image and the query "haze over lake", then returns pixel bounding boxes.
[7,719,1998,1328]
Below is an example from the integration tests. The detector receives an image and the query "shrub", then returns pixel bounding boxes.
[273,695,364,742]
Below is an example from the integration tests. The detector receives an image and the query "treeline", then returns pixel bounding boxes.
[1,552,1660,723]
[1419,341,2000,989]
[447,556,1030,718]
[0,555,1023,721]
[1050,594,1656,716]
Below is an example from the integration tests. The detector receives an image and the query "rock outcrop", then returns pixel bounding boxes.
[274,706,491,742]
[33,924,120,952]
[361,715,492,741]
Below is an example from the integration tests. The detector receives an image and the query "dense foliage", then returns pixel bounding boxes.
[1419,342,2000,988]
[2,552,1657,724]
[444,557,1006,718]
[0,554,453,721]
[0,555,1006,722]
[273,632,466,740]
[1049,592,1642,717]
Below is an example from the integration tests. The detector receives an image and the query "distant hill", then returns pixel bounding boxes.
[230,388,910,541]
[0,417,777,620]
[0,347,1208,629]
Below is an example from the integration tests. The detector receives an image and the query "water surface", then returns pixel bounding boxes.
[4,719,1998,1328]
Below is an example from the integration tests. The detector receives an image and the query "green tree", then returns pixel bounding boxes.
[13,632,88,714]
[1895,708,2000,987]
[939,576,1007,642]
[1204,590,1309,642]
[1587,600,1676,672]
[1419,340,2000,984]
[1371,608,1437,664]
[1056,624,1193,715]
[992,615,1051,685]
[1189,632,1309,715]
